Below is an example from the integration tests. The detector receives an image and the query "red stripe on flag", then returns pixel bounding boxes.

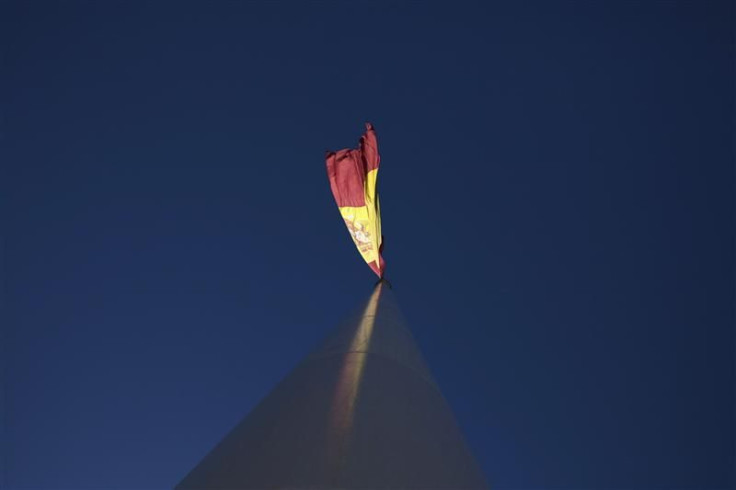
[326,149,366,207]
[326,123,380,208]
[360,123,380,172]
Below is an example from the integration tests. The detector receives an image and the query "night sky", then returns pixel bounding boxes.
[3,1,734,488]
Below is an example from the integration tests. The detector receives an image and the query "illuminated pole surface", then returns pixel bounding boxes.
[176,281,489,489]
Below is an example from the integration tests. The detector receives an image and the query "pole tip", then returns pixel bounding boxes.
[374,278,392,289]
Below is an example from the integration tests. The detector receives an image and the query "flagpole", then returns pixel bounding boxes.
[176,282,488,489]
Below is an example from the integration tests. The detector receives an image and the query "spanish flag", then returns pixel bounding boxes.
[326,123,385,277]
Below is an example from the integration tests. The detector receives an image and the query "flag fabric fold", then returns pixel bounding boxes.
[326,123,385,277]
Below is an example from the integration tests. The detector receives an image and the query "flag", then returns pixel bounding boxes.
[326,123,385,277]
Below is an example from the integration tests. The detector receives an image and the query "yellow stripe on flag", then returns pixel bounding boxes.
[337,168,381,268]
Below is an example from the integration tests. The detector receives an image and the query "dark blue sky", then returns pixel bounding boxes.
[3,1,734,488]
